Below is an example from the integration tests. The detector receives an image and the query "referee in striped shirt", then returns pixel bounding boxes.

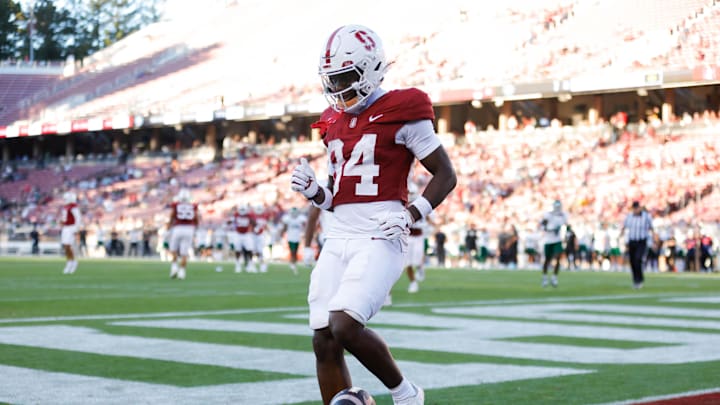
[620,200,654,289]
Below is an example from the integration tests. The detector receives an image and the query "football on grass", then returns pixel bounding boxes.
[330,386,376,405]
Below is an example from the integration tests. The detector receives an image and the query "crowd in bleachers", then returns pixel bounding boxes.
[4,0,720,127]
[1,111,718,271]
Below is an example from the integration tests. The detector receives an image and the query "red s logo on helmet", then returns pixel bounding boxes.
[355,30,376,51]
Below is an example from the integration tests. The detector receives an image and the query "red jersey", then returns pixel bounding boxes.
[319,88,434,208]
[234,212,252,233]
[252,212,271,235]
[61,203,79,226]
[171,202,198,226]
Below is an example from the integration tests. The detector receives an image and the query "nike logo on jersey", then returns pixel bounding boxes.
[368,114,384,122]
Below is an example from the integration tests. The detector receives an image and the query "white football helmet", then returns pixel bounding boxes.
[63,191,77,204]
[237,204,249,215]
[253,204,265,215]
[318,24,387,113]
[552,199,562,212]
[177,188,192,203]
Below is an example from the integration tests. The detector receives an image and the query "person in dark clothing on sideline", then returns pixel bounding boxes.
[30,225,40,255]
[620,201,654,289]
[435,230,447,267]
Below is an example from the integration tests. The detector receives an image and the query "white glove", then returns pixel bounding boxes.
[290,158,319,199]
[303,246,315,265]
[371,210,414,240]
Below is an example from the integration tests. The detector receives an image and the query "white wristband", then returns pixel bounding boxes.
[311,185,333,210]
[410,196,433,219]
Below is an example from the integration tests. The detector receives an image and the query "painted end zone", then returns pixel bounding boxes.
[635,391,720,405]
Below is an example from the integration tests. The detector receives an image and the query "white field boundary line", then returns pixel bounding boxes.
[0,293,714,324]
[594,387,720,405]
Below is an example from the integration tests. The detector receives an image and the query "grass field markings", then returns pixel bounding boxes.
[106,310,720,365]
[0,343,302,385]
[384,292,695,309]
[566,309,720,321]
[0,364,321,405]
[0,306,307,324]
[0,290,261,303]
[433,304,720,330]
[0,326,591,404]
[371,310,720,364]
[497,335,678,349]
[594,387,720,405]
[663,296,720,304]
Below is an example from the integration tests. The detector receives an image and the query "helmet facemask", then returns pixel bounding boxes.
[318,25,386,113]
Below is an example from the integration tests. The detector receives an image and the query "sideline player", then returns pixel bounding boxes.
[291,24,456,405]
[405,183,426,293]
[282,207,307,274]
[232,204,254,273]
[168,189,198,280]
[540,199,568,287]
[250,204,271,273]
[60,191,82,274]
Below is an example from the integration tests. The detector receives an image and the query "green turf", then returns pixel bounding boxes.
[1,257,719,405]
[498,335,676,349]
[0,343,302,386]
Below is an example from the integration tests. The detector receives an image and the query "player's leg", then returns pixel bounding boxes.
[256,234,267,273]
[176,229,190,280]
[168,228,180,278]
[62,244,73,274]
[289,241,299,275]
[542,243,551,286]
[313,326,352,405]
[327,239,422,403]
[61,226,78,274]
[308,240,351,404]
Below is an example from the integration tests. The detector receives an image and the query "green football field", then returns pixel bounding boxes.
[1,256,719,405]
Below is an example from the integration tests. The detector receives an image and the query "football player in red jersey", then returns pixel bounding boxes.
[250,203,271,273]
[168,189,199,280]
[291,24,456,405]
[232,204,255,273]
[60,191,82,274]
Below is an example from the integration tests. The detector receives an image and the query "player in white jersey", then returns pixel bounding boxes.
[540,200,568,287]
[282,207,308,274]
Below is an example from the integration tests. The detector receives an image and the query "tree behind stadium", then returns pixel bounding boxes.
[0,0,163,62]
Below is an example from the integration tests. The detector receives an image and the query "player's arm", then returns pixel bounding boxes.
[408,146,456,222]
